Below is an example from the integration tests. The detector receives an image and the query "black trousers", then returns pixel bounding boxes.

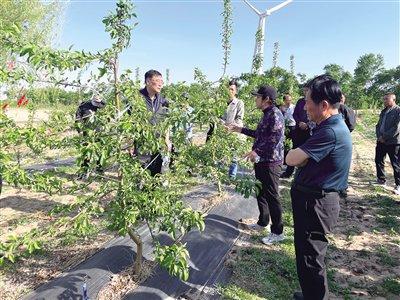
[375,142,400,186]
[291,187,340,300]
[284,128,310,176]
[254,163,283,234]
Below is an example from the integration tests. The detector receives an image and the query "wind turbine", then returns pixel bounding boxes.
[243,0,293,74]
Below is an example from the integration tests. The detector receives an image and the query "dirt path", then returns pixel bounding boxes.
[327,130,400,298]
[4,108,50,124]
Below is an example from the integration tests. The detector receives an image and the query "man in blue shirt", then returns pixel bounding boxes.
[286,75,352,300]
[227,85,285,245]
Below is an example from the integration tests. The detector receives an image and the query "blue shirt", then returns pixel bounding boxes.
[295,114,352,191]
[241,105,284,166]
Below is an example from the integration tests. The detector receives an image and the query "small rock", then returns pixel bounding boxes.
[350,289,369,296]
[352,268,364,275]
[393,266,400,276]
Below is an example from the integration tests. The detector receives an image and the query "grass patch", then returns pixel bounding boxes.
[377,246,398,267]
[220,244,298,300]
[220,183,299,299]
[382,277,400,295]
[365,194,400,233]
[327,269,351,299]
[355,110,379,140]
[219,284,265,300]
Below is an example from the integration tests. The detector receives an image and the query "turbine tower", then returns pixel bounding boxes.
[243,0,293,74]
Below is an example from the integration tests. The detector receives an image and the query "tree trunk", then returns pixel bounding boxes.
[128,227,143,276]
[113,56,120,110]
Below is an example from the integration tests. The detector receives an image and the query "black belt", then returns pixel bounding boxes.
[292,182,340,197]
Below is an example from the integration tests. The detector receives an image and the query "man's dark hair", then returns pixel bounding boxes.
[306,75,342,109]
[228,79,239,88]
[385,92,396,99]
[144,69,162,82]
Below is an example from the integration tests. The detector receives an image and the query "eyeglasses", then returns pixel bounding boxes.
[150,79,164,85]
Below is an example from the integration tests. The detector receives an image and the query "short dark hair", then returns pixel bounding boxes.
[385,92,396,99]
[144,69,162,82]
[306,75,342,108]
[228,79,239,88]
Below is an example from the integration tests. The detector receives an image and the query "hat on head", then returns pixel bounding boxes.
[251,85,277,101]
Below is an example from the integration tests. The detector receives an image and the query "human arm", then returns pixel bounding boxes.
[289,128,336,166]
[286,148,309,167]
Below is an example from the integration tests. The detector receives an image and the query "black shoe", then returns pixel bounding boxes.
[293,291,304,300]
[376,178,386,186]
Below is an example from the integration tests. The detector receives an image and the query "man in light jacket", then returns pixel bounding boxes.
[222,79,245,178]
[375,92,400,194]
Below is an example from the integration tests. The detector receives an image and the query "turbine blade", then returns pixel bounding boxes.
[267,0,293,14]
[243,0,261,15]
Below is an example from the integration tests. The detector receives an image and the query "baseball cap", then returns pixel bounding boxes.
[251,85,277,101]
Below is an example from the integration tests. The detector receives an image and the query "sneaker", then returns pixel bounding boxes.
[247,223,267,231]
[393,185,400,195]
[376,179,386,186]
[261,233,285,245]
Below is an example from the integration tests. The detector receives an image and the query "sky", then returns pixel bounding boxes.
[56,0,400,83]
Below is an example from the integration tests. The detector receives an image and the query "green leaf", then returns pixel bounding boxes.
[98,67,107,78]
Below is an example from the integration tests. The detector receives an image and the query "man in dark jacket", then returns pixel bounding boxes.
[281,87,313,178]
[338,94,356,132]
[227,85,285,245]
[75,94,106,177]
[375,93,400,194]
[138,69,171,176]
[75,94,106,127]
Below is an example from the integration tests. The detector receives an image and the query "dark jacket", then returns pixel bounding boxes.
[338,103,356,132]
[376,105,400,145]
[293,98,308,125]
[241,106,285,166]
[139,88,169,125]
[75,100,106,133]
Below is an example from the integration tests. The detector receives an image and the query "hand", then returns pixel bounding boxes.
[299,122,308,130]
[378,137,385,143]
[226,124,242,133]
[243,150,259,163]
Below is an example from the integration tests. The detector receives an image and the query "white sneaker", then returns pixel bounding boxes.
[261,233,285,245]
[393,185,400,195]
[247,223,267,231]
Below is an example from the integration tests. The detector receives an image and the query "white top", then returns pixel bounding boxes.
[222,98,244,127]
[283,103,296,126]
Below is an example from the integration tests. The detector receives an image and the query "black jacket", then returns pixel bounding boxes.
[338,104,356,132]
[75,100,106,132]
[376,105,400,145]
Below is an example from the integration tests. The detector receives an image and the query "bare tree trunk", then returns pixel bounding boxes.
[112,56,120,110]
[128,227,143,276]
